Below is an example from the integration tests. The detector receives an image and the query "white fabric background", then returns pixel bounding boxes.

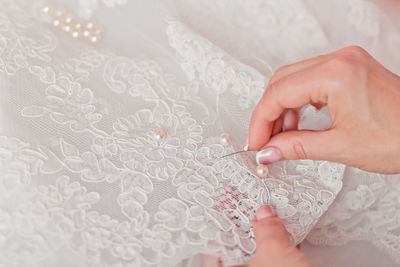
[1,0,400,266]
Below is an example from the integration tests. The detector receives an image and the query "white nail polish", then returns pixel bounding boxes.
[256,149,274,164]
[256,147,282,165]
[243,144,249,151]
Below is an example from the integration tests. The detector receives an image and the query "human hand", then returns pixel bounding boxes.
[248,46,400,173]
[248,205,315,267]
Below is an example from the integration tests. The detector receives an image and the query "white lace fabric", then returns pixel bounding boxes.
[1,0,400,266]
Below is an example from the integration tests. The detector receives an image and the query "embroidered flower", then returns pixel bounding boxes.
[0,2,57,75]
[167,21,267,110]
[231,72,264,109]
[59,139,123,183]
[91,136,118,158]
[45,76,101,130]
[113,103,202,180]
[202,58,235,93]
[0,136,47,197]
[297,187,333,220]
[36,175,100,210]
[142,225,176,261]
[22,76,102,131]
[103,57,163,99]
[343,184,376,212]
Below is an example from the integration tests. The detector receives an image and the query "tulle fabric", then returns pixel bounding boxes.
[1,0,400,266]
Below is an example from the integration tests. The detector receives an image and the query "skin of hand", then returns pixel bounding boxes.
[209,205,314,267]
[248,205,315,267]
[248,46,400,174]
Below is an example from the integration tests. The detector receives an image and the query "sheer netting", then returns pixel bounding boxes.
[1,0,400,267]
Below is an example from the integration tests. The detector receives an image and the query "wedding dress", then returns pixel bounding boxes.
[1,0,400,266]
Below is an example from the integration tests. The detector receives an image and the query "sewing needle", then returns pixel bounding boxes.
[220,150,253,158]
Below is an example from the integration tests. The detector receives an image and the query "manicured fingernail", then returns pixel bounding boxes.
[256,205,276,220]
[256,147,282,164]
[283,109,298,132]
[244,136,249,151]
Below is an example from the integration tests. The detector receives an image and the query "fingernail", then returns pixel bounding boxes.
[256,147,282,164]
[244,136,249,151]
[256,205,276,220]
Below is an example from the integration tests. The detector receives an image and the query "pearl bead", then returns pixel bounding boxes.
[54,8,65,17]
[42,4,102,44]
[74,23,82,30]
[41,4,51,14]
[62,25,72,32]
[86,21,95,30]
[71,31,80,39]
[83,30,90,37]
[219,133,232,146]
[90,35,99,43]
[153,129,166,141]
[255,164,269,178]
[93,29,102,36]
[52,19,61,27]
[64,16,73,24]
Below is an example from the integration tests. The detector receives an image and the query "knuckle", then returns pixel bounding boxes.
[274,65,288,76]
[269,66,287,84]
[267,79,281,95]
[322,56,354,72]
[341,45,371,59]
[254,99,270,117]
[292,139,307,159]
[318,56,367,91]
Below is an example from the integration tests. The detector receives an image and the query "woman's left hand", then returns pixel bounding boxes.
[248,205,315,267]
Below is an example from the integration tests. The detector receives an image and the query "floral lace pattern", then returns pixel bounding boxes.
[0,0,57,75]
[22,72,103,132]
[0,135,345,266]
[167,21,266,111]
[3,0,400,266]
[169,0,328,66]
[307,168,400,263]
[3,11,346,266]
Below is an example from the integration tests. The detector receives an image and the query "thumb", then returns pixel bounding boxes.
[253,205,291,253]
[255,129,345,164]
[251,205,315,267]
[250,205,292,267]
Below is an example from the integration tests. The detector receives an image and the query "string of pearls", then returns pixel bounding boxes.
[40,3,103,44]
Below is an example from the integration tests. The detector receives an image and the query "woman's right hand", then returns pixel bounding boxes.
[248,46,400,174]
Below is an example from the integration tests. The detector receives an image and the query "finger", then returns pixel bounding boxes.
[252,205,290,251]
[202,254,220,267]
[251,206,316,267]
[250,205,291,267]
[249,67,331,150]
[310,102,326,110]
[282,109,298,131]
[256,129,348,164]
[272,117,284,136]
[267,46,363,85]
[272,109,298,136]
[248,46,360,150]
[268,55,326,85]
